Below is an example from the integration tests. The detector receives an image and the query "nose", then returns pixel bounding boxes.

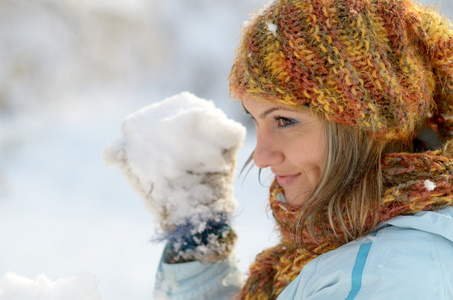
[253,130,283,168]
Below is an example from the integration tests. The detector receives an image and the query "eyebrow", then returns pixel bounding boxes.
[242,103,295,119]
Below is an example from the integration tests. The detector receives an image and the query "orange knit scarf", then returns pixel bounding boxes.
[238,147,453,299]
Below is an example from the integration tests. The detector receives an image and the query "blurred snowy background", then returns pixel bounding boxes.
[0,0,451,299]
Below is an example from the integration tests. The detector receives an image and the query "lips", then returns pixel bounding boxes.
[275,173,301,187]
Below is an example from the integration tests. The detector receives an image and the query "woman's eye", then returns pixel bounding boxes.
[275,117,298,128]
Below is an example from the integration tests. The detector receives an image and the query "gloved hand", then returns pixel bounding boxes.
[103,92,246,263]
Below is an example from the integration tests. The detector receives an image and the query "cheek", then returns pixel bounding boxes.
[293,133,326,181]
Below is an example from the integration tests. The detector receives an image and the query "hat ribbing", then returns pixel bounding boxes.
[229,0,453,142]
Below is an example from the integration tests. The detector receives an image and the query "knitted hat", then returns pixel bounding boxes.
[229,0,453,142]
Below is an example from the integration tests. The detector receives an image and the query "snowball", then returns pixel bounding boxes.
[103,92,246,227]
[0,272,101,300]
[424,180,436,191]
[105,91,245,179]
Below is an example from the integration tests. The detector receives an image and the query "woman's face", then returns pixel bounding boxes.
[242,97,327,206]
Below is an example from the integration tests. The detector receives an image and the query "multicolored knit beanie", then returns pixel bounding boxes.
[229,0,453,142]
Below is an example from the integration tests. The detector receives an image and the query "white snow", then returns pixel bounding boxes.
[103,92,246,228]
[258,0,277,17]
[267,22,278,37]
[424,179,436,191]
[243,0,277,28]
[105,92,245,178]
[360,235,377,243]
[0,272,101,300]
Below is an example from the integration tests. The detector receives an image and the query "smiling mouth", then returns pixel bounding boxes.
[276,174,300,187]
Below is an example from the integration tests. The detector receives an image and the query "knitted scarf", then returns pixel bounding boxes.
[238,146,453,300]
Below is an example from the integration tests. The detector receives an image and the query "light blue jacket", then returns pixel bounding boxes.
[155,207,453,299]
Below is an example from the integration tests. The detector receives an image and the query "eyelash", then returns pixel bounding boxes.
[248,115,299,128]
[274,116,299,128]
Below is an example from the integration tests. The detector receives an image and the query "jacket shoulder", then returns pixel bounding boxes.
[278,208,453,299]
[356,223,453,299]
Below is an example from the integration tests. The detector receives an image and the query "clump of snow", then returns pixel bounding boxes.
[266,22,278,37]
[257,0,277,17]
[103,92,246,229]
[243,0,277,28]
[424,179,436,191]
[0,272,101,300]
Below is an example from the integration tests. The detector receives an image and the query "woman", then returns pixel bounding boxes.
[153,0,453,298]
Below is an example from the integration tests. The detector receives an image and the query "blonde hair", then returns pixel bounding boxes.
[294,121,411,251]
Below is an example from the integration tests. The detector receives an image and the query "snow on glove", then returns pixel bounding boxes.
[103,92,246,263]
